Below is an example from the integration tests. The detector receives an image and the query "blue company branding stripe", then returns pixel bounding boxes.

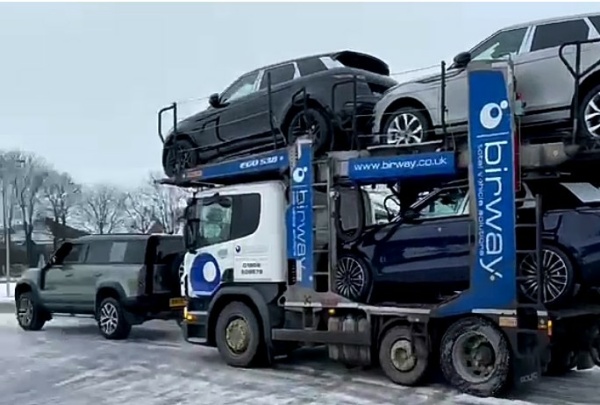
[435,67,517,317]
[182,149,289,181]
[286,141,314,289]
[348,152,455,182]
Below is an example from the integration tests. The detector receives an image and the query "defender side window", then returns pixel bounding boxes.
[85,241,112,264]
[109,241,128,263]
[416,187,468,219]
[531,20,590,52]
[62,243,86,264]
[470,27,528,61]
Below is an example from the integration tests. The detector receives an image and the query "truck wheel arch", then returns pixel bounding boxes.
[206,286,280,354]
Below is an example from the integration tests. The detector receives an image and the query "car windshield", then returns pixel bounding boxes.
[220,71,259,103]
[470,27,528,61]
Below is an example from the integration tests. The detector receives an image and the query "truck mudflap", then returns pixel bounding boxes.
[494,314,551,391]
[182,297,210,345]
[547,304,600,371]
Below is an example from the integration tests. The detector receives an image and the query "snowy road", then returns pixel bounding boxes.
[0,314,597,405]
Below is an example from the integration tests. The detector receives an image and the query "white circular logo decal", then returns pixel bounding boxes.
[203,261,217,283]
[292,167,308,183]
[479,100,509,130]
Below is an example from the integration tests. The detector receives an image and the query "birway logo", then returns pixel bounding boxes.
[352,156,449,171]
[474,98,512,282]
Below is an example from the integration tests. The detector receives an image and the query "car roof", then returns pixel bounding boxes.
[256,50,389,73]
[67,233,182,243]
[503,12,600,31]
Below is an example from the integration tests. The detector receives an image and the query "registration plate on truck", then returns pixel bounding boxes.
[169,297,187,308]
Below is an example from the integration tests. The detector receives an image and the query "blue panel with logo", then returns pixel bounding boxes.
[189,252,222,296]
[177,148,289,184]
[434,66,517,317]
[348,151,456,183]
[285,140,314,289]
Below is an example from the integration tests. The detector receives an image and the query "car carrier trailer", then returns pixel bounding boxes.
[158,60,554,398]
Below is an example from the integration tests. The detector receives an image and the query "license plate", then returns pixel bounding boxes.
[169,297,187,308]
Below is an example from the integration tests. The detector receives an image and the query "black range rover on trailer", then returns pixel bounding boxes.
[161,50,398,176]
[13,234,186,340]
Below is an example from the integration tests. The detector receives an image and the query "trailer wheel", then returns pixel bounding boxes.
[378,326,429,386]
[215,301,262,368]
[545,346,577,376]
[588,323,600,367]
[440,317,511,397]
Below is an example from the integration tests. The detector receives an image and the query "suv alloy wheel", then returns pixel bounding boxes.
[97,297,132,340]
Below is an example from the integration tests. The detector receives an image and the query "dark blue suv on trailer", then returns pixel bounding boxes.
[334,179,600,307]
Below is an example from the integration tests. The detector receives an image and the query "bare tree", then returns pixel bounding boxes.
[79,184,127,234]
[0,151,18,237]
[125,187,156,234]
[146,171,189,234]
[4,151,51,265]
[43,171,80,227]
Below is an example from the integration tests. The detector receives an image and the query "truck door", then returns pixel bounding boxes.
[185,191,264,297]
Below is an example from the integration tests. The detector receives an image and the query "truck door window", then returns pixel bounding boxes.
[230,193,261,239]
[196,193,261,248]
[531,19,589,52]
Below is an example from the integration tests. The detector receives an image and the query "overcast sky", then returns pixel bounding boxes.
[1,2,599,187]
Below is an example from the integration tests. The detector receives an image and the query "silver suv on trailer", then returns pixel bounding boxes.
[373,12,600,145]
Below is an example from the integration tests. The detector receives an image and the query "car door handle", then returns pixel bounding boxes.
[64,273,74,278]
[94,273,102,278]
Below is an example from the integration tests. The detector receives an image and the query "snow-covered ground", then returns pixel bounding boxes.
[0,314,599,405]
[0,282,16,303]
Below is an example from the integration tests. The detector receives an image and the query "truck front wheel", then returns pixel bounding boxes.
[215,301,263,367]
[440,317,511,397]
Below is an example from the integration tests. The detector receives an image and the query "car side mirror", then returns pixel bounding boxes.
[402,208,420,222]
[453,52,472,69]
[208,93,221,108]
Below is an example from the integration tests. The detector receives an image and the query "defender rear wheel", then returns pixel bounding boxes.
[97,297,132,340]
